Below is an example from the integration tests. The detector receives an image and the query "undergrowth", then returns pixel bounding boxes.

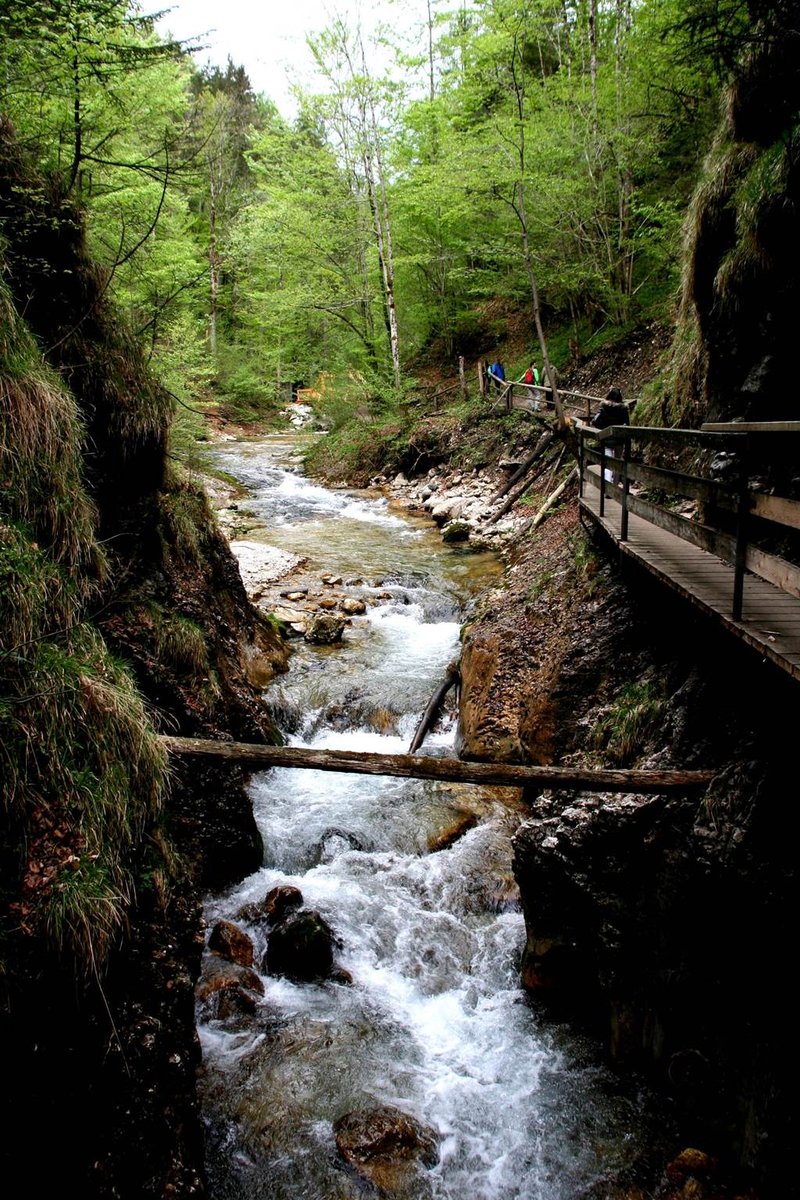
[590,677,669,765]
[1,277,171,977]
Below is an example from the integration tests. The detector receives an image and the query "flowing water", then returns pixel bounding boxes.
[198,434,672,1199]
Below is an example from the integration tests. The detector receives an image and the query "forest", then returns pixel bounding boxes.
[0,0,757,428]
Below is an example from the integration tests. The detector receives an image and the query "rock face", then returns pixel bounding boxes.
[334,1104,439,1192]
[513,760,797,1190]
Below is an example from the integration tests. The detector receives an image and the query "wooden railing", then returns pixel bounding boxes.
[577,421,800,620]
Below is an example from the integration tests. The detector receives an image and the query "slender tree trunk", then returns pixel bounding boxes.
[68,26,82,193]
[508,29,566,431]
[516,182,566,431]
[362,71,401,386]
[427,0,436,103]
[208,195,220,356]
[615,0,634,308]
[589,0,598,112]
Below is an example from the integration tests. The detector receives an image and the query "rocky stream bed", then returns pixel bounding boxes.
[192,409,800,1199]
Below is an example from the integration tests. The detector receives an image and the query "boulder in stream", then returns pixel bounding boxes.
[207,919,254,967]
[196,955,264,1021]
[263,909,339,982]
[304,613,346,644]
[236,884,303,928]
[441,519,471,543]
[333,1103,440,1192]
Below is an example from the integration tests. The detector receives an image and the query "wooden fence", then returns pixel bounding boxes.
[417,359,639,419]
[577,420,800,619]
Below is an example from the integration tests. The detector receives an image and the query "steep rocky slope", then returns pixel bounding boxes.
[0,121,287,1197]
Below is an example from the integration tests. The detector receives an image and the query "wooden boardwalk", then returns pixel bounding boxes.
[581,475,800,682]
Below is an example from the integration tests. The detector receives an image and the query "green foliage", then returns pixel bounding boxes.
[1,627,168,969]
[590,678,669,765]
[568,530,604,598]
[0,263,169,978]
[158,464,214,566]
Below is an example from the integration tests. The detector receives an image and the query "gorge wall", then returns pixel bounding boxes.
[0,122,287,1198]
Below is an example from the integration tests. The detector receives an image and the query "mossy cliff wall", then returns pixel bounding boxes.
[663,0,800,426]
[0,121,287,1197]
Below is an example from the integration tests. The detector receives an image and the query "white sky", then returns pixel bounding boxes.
[153,0,431,117]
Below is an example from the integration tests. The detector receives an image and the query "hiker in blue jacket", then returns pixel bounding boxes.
[488,359,505,395]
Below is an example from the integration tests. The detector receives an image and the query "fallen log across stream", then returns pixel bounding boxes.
[160,736,715,793]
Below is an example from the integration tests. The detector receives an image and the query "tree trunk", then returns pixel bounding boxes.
[208,198,219,356]
[160,736,716,793]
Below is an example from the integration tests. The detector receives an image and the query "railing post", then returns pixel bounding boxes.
[732,439,749,620]
[478,361,486,399]
[599,435,606,518]
[578,430,585,498]
[459,356,467,402]
[620,434,630,541]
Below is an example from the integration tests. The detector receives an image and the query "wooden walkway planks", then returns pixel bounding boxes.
[580,482,800,682]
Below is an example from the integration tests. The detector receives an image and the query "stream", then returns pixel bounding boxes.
[198,432,673,1199]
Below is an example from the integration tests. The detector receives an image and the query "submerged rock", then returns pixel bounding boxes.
[334,1103,439,1192]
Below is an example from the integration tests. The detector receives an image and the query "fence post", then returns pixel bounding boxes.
[599,435,606,518]
[620,435,630,541]
[478,361,486,399]
[459,356,467,402]
[578,429,585,499]
[732,440,749,620]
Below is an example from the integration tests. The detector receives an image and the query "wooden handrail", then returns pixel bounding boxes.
[578,424,800,611]
[593,424,746,446]
[701,421,800,433]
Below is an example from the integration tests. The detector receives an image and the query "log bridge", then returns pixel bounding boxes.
[160,736,714,794]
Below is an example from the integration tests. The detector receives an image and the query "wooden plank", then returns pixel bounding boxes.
[581,495,800,682]
[625,461,736,508]
[160,736,716,793]
[596,426,745,447]
[751,492,800,531]
[701,421,800,433]
[746,545,800,600]
[626,493,737,562]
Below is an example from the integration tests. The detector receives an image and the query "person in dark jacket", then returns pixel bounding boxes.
[591,387,629,482]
